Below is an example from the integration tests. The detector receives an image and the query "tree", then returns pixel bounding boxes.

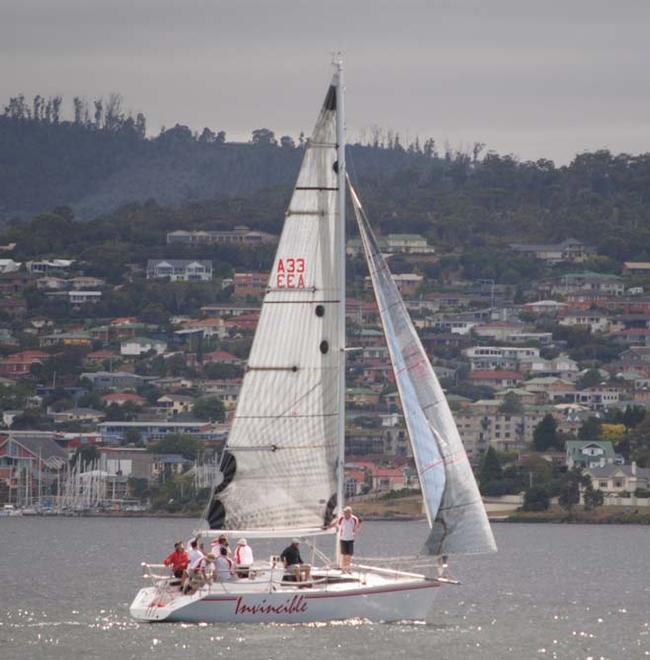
[583,481,604,511]
[499,392,523,414]
[192,396,225,422]
[559,468,586,515]
[151,434,203,461]
[577,368,603,390]
[479,447,502,485]
[522,485,550,511]
[72,444,100,464]
[533,414,561,451]
[251,128,276,146]
[578,417,602,442]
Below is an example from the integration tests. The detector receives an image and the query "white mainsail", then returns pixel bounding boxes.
[350,183,497,555]
[205,79,343,532]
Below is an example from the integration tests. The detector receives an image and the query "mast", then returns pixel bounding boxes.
[334,55,346,516]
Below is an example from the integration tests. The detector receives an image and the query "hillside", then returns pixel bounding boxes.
[3,98,650,261]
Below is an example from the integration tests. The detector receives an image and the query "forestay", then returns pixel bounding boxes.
[350,183,496,555]
[205,79,342,532]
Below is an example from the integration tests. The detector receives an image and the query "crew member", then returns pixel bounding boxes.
[234,538,254,578]
[336,506,361,571]
[214,545,236,581]
[280,539,310,582]
[163,541,189,582]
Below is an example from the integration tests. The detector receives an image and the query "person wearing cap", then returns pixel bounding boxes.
[163,541,189,579]
[280,539,311,582]
[234,538,254,578]
[335,506,361,572]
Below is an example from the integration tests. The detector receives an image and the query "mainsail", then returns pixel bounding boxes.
[205,78,343,532]
[350,183,497,555]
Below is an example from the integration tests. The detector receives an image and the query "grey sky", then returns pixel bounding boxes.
[2,0,649,163]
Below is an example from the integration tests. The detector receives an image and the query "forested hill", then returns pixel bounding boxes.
[0,95,433,222]
[4,93,650,261]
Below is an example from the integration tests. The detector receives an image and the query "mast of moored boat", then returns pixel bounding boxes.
[334,55,346,530]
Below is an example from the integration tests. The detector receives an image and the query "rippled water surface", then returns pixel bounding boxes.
[0,517,648,659]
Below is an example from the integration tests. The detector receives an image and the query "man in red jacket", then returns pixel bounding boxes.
[163,541,189,579]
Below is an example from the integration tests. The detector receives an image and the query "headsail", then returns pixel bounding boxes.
[349,183,496,555]
[204,77,343,532]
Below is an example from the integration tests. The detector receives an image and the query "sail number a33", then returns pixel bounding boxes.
[276,258,306,288]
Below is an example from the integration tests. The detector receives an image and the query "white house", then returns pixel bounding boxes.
[146,259,213,282]
[120,337,167,356]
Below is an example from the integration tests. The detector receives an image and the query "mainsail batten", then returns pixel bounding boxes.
[350,183,497,556]
[205,77,343,532]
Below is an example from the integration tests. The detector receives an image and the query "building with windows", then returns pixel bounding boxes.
[146,260,213,282]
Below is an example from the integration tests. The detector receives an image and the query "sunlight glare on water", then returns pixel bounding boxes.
[0,517,648,659]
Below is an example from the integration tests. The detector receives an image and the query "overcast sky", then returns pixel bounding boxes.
[2,0,649,163]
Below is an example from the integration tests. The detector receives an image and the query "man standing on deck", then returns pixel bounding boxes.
[335,506,361,572]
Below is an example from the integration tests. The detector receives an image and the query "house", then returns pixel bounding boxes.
[202,351,242,366]
[98,421,224,444]
[583,462,650,494]
[0,259,21,274]
[198,379,242,410]
[152,453,194,477]
[0,432,68,502]
[157,394,194,417]
[559,311,612,334]
[201,302,261,318]
[609,328,650,346]
[385,234,435,254]
[50,408,106,424]
[565,440,623,469]
[522,300,567,316]
[468,370,524,389]
[80,371,145,391]
[463,346,540,371]
[232,272,269,299]
[346,388,381,408]
[166,226,276,247]
[0,350,49,377]
[623,262,650,275]
[370,466,408,492]
[45,290,102,305]
[102,392,147,407]
[26,259,74,275]
[146,259,213,282]
[36,276,67,290]
[99,447,154,480]
[344,467,368,497]
[509,239,595,263]
[549,272,624,297]
[120,337,167,356]
[85,349,120,366]
[40,331,93,347]
[177,318,227,340]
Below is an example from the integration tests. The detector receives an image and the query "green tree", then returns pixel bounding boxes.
[577,368,603,390]
[522,485,550,511]
[533,414,561,451]
[479,447,503,485]
[499,392,523,414]
[151,433,203,460]
[192,396,225,422]
[583,480,604,511]
[558,468,586,515]
[578,417,602,442]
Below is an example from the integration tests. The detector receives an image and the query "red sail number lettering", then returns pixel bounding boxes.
[277,258,305,288]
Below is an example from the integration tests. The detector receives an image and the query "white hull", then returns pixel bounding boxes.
[130,569,440,624]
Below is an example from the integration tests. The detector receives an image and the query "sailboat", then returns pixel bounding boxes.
[130,59,496,624]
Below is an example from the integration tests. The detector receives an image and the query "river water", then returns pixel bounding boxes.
[0,517,648,659]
